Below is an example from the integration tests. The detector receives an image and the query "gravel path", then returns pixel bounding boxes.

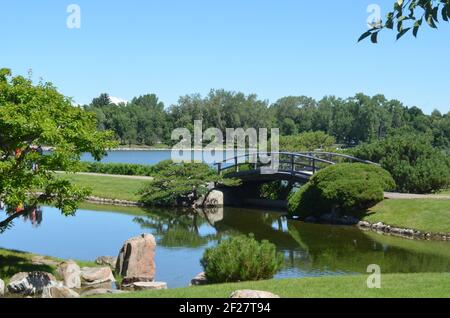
[384,192,450,200]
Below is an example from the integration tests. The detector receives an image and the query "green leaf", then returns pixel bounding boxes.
[413,18,423,37]
[443,6,449,21]
[358,30,373,42]
[371,32,378,44]
[396,27,411,40]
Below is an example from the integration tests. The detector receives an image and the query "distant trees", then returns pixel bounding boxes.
[85,93,171,146]
[279,131,336,152]
[86,90,450,153]
[351,134,450,194]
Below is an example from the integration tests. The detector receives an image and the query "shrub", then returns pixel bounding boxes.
[288,163,395,218]
[139,160,240,207]
[200,235,284,284]
[350,134,450,194]
[78,162,156,176]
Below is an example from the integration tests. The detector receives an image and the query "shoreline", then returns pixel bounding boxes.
[82,197,450,242]
[357,220,450,241]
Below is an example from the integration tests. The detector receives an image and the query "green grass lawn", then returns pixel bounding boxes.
[0,248,96,284]
[363,199,450,234]
[440,188,450,195]
[96,273,450,298]
[60,173,147,202]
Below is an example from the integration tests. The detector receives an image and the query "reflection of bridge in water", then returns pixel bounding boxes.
[215,152,377,183]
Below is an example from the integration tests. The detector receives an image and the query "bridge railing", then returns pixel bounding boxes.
[216,152,335,176]
[215,151,377,176]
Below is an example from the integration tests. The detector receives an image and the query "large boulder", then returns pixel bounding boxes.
[95,256,117,269]
[42,286,80,298]
[0,278,4,297]
[7,272,58,296]
[81,267,115,286]
[57,260,81,289]
[230,290,280,299]
[116,234,156,284]
[122,281,167,291]
[190,272,208,286]
[203,190,224,207]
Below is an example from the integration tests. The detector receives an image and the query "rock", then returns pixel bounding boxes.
[357,221,371,228]
[81,267,115,286]
[42,286,80,298]
[0,278,4,297]
[116,234,156,283]
[203,190,224,207]
[95,256,117,269]
[81,288,127,297]
[7,272,58,296]
[57,260,81,289]
[190,272,208,286]
[230,290,280,299]
[122,281,167,291]
[31,256,60,267]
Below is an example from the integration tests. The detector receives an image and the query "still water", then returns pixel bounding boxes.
[1,205,450,288]
[81,150,250,165]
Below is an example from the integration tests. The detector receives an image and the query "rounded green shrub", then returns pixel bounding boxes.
[288,163,395,219]
[200,235,284,284]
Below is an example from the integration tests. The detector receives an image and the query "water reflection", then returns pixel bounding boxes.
[1,204,449,287]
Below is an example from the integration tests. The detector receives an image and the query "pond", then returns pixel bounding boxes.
[1,204,450,288]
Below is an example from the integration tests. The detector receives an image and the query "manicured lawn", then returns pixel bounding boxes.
[96,273,450,298]
[363,199,450,234]
[0,248,96,284]
[59,173,147,202]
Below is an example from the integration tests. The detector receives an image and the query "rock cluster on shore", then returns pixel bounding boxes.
[0,233,167,298]
[357,221,450,241]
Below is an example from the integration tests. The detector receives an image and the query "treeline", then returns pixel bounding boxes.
[84,90,450,149]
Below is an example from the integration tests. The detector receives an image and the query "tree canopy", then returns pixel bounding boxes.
[360,0,450,43]
[86,91,450,151]
[0,68,116,231]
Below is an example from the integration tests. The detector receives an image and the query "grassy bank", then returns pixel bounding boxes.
[363,199,450,234]
[96,273,450,298]
[0,248,96,284]
[60,173,146,202]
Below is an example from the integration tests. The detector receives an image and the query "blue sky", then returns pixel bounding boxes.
[0,0,449,113]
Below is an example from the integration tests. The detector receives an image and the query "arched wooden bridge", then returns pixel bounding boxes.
[215,152,377,183]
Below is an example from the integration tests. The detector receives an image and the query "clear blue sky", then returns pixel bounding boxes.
[1,0,449,113]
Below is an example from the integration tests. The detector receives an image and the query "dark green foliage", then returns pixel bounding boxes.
[259,181,292,201]
[288,164,395,218]
[351,134,450,194]
[200,235,284,284]
[139,160,240,207]
[359,0,450,42]
[79,162,156,176]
